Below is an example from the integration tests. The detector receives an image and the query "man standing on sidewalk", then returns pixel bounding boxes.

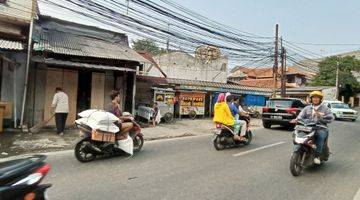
[51,87,69,136]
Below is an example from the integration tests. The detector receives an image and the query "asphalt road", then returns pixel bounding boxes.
[44,120,360,200]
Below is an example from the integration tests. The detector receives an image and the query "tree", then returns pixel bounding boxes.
[132,39,166,55]
[310,56,360,96]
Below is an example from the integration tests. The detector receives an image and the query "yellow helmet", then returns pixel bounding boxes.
[309,91,323,98]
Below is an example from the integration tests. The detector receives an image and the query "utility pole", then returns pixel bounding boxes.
[273,24,279,97]
[280,38,286,97]
[335,61,339,100]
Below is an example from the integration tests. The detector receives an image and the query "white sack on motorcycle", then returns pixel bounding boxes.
[116,135,134,155]
[75,109,120,133]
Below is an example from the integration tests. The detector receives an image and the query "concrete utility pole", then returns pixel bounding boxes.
[280,41,286,97]
[335,61,340,100]
[273,24,279,96]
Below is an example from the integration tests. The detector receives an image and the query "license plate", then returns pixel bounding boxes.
[270,116,282,119]
[212,129,221,135]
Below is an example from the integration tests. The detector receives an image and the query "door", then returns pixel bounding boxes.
[90,72,105,109]
[44,68,78,126]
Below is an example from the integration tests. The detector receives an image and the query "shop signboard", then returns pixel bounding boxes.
[179,92,205,115]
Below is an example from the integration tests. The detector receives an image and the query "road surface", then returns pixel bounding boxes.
[44,120,360,200]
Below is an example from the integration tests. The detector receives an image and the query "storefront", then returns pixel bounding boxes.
[24,16,148,127]
[168,78,272,117]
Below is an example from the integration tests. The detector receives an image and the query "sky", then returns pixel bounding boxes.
[172,0,360,56]
[38,0,360,65]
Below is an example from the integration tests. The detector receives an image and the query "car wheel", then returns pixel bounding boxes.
[351,119,356,122]
[333,114,337,120]
[263,121,271,129]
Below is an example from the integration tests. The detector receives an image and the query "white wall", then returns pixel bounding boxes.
[0,0,34,22]
[152,51,228,83]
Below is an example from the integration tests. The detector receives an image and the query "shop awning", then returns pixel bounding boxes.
[32,57,136,72]
[167,78,272,96]
[0,39,24,50]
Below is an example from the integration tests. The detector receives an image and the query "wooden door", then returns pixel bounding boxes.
[62,70,78,125]
[43,68,78,126]
[44,68,63,126]
[90,72,105,109]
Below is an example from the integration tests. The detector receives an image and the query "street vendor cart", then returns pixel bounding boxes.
[137,87,175,123]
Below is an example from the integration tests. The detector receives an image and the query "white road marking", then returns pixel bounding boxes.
[354,187,360,200]
[233,141,286,157]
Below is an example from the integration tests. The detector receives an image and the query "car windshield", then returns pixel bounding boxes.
[267,100,293,108]
[331,103,350,109]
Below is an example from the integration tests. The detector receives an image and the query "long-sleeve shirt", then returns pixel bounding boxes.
[213,102,234,126]
[296,104,334,125]
[51,92,69,113]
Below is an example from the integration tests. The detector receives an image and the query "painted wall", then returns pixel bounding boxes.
[0,0,35,22]
[152,51,228,83]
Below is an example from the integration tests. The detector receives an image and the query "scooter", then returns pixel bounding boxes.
[0,155,51,200]
[290,119,330,176]
[74,112,144,162]
[212,123,252,150]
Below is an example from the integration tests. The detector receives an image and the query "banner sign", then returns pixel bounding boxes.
[179,92,205,115]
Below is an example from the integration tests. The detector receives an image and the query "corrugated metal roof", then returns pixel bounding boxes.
[0,39,24,50]
[33,17,149,63]
[167,78,272,96]
[32,57,136,72]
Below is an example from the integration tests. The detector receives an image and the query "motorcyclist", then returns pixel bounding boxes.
[290,91,334,164]
[213,93,243,141]
[107,90,133,140]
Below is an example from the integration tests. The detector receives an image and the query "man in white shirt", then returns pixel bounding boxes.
[51,87,69,135]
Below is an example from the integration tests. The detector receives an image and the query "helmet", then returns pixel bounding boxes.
[309,91,323,99]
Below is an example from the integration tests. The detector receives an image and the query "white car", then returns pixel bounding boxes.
[322,100,358,121]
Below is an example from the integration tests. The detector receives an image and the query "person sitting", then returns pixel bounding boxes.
[226,94,246,141]
[213,93,243,141]
[233,97,250,131]
[107,90,133,140]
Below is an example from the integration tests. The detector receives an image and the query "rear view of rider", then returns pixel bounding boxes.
[213,93,243,141]
[291,91,334,164]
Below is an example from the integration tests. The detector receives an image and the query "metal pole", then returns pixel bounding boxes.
[20,18,34,128]
[13,64,17,128]
[335,61,339,100]
[132,67,138,115]
[273,24,279,97]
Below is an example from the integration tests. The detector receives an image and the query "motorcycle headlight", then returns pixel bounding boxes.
[295,137,307,144]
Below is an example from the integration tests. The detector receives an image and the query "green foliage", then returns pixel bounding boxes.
[132,39,166,55]
[310,56,360,94]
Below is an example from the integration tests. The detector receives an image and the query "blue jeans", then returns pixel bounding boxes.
[315,129,329,155]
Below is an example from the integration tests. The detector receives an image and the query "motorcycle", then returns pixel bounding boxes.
[0,155,51,200]
[74,112,144,163]
[212,123,252,150]
[290,119,330,176]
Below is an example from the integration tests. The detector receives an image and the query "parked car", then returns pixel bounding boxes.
[262,98,307,129]
[322,100,358,121]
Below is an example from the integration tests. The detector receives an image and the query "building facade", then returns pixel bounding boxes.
[144,51,228,83]
[0,0,36,128]
[24,16,148,127]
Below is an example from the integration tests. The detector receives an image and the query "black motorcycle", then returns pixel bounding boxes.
[74,115,144,163]
[0,155,51,200]
[290,119,330,176]
[212,123,252,150]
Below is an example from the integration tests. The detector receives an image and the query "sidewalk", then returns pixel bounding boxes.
[0,118,262,158]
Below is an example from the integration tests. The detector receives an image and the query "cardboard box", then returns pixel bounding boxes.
[0,101,12,119]
[91,129,116,143]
